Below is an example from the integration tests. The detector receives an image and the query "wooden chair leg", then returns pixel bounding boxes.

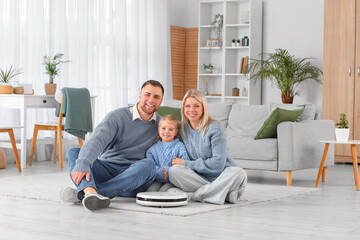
[29,125,39,166]
[54,130,57,164]
[322,167,328,182]
[58,129,63,168]
[78,138,83,148]
[286,171,292,186]
[7,129,21,173]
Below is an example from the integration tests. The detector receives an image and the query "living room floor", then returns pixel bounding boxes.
[0,161,359,240]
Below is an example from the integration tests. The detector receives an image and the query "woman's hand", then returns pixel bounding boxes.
[172,157,185,166]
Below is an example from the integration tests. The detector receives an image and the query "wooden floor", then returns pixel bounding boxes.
[0,161,359,240]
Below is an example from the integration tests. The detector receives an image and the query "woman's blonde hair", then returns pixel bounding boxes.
[181,89,215,137]
[155,115,181,142]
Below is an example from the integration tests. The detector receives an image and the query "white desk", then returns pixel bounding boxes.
[0,94,96,169]
[316,140,360,191]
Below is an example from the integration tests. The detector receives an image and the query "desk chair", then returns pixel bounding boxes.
[0,127,22,172]
[29,92,83,168]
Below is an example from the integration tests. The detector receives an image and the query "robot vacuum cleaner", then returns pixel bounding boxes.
[136,192,188,207]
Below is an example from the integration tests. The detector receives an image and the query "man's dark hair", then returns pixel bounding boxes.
[141,80,164,95]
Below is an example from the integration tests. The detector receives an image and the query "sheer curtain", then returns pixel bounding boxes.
[0,0,171,159]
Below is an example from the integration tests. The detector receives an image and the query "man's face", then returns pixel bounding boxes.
[138,84,163,117]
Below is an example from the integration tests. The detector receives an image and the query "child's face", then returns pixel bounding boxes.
[158,120,178,143]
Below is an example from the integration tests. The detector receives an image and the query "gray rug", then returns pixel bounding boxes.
[0,172,319,217]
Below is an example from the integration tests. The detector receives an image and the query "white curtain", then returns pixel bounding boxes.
[0,0,171,139]
[0,0,171,161]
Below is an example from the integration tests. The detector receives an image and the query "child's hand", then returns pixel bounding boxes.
[163,166,168,182]
[172,157,185,166]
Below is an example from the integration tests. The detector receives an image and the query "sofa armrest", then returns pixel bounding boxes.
[277,120,335,171]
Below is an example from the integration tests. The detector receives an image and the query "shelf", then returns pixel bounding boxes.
[198,0,262,104]
[205,95,222,98]
[226,24,250,27]
[199,47,222,50]
[225,46,249,49]
[199,73,222,76]
[225,73,247,76]
[224,96,248,99]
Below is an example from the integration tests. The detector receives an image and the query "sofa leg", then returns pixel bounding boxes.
[286,171,292,186]
[322,167,328,182]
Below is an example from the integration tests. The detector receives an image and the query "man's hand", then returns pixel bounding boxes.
[71,171,90,185]
[172,158,185,166]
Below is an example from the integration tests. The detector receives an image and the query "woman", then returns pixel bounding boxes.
[169,89,247,205]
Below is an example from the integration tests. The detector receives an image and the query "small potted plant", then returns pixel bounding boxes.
[237,39,241,47]
[0,66,22,94]
[335,113,349,142]
[231,39,236,47]
[43,53,70,95]
[203,64,215,74]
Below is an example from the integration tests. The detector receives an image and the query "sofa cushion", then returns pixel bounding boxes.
[254,108,304,140]
[299,102,316,121]
[227,104,269,136]
[269,102,305,122]
[208,101,233,129]
[156,106,181,120]
[227,135,278,161]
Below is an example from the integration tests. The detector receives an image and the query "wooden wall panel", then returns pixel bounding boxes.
[170,26,198,100]
[184,28,198,93]
[171,26,186,100]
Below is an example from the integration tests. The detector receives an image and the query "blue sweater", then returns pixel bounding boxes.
[146,138,189,182]
[180,121,236,180]
[73,107,160,173]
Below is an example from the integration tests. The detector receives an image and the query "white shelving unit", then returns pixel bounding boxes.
[197,0,262,104]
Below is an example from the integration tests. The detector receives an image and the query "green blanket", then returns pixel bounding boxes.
[55,87,92,140]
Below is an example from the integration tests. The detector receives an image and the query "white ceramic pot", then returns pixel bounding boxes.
[335,128,349,142]
[231,42,236,47]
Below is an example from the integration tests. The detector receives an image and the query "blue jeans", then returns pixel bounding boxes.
[66,148,156,199]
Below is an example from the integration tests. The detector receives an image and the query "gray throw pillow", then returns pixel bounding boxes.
[208,101,234,129]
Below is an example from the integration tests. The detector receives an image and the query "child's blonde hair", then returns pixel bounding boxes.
[181,89,216,137]
[155,115,181,142]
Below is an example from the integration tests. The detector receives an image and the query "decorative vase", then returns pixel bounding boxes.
[45,83,57,95]
[206,69,213,74]
[335,128,349,142]
[232,88,239,96]
[0,83,14,94]
[231,42,236,47]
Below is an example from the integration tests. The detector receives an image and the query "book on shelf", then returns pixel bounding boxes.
[240,56,249,73]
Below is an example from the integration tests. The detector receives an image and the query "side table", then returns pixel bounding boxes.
[315,140,360,190]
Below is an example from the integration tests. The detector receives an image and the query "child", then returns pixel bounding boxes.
[146,115,189,192]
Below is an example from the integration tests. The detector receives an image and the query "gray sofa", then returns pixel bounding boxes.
[208,101,335,186]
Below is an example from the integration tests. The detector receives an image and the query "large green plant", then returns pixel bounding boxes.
[245,48,323,103]
[0,66,22,84]
[43,53,70,84]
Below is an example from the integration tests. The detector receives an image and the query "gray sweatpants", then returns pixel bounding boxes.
[169,165,247,205]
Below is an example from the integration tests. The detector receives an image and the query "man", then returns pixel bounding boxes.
[61,80,164,211]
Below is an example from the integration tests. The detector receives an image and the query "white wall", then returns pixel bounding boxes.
[168,0,199,28]
[168,0,324,111]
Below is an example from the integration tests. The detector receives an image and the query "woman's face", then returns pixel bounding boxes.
[184,97,204,125]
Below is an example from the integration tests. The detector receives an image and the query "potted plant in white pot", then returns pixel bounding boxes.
[231,39,236,47]
[203,64,215,74]
[335,113,349,142]
[0,66,22,94]
[43,53,70,95]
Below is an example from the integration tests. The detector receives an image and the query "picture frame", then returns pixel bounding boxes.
[205,39,221,47]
